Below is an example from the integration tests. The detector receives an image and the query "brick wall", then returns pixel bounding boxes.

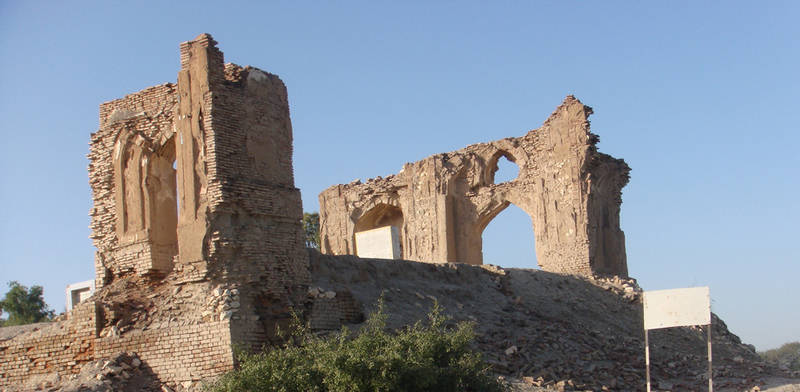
[0,301,97,385]
[94,321,234,383]
[89,83,179,288]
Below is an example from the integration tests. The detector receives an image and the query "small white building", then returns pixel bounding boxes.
[65,280,95,311]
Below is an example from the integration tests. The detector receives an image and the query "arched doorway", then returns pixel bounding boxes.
[354,203,403,259]
[480,202,538,269]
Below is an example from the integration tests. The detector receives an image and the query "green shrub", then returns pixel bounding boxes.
[0,281,54,326]
[207,300,504,392]
[760,341,800,371]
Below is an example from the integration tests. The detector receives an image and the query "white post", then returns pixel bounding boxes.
[707,324,713,392]
[643,287,712,391]
[645,329,651,392]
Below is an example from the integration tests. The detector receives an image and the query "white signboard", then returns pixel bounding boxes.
[643,286,710,330]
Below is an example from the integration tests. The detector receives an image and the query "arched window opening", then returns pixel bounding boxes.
[113,133,178,276]
[354,203,403,259]
[115,134,147,236]
[490,152,519,184]
[481,203,538,269]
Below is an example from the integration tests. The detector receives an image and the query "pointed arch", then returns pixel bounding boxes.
[114,129,150,238]
[113,129,178,274]
[477,200,538,268]
[486,150,519,185]
[354,203,404,258]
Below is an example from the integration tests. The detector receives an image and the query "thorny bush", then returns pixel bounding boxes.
[206,299,505,392]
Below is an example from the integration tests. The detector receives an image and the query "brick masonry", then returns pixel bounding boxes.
[1,34,308,388]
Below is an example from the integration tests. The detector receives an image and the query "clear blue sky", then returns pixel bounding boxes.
[1,1,797,351]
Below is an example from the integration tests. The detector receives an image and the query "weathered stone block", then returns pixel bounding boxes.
[355,226,401,259]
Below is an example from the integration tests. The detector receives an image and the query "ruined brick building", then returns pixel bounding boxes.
[0,34,631,388]
[319,97,630,277]
[1,34,309,388]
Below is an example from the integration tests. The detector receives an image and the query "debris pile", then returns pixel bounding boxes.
[3,251,797,391]
[310,251,792,391]
[7,352,159,392]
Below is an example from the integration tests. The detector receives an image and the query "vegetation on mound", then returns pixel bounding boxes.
[302,212,320,250]
[206,300,504,392]
[760,341,800,371]
[0,281,54,326]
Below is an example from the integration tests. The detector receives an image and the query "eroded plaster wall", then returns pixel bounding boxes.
[319,96,630,277]
[90,83,180,285]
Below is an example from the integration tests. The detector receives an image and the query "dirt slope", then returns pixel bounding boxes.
[310,251,796,391]
[6,251,797,392]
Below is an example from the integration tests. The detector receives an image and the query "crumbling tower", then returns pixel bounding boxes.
[2,34,309,388]
[84,33,309,381]
[90,34,307,291]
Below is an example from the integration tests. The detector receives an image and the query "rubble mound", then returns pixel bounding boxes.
[3,251,797,391]
[761,343,800,377]
[309,251,796,391]
[10,352,160,392]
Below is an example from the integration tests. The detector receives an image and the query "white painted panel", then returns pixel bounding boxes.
[65,279,96,310]
[643,286,710,330]
[355,226,401,259]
